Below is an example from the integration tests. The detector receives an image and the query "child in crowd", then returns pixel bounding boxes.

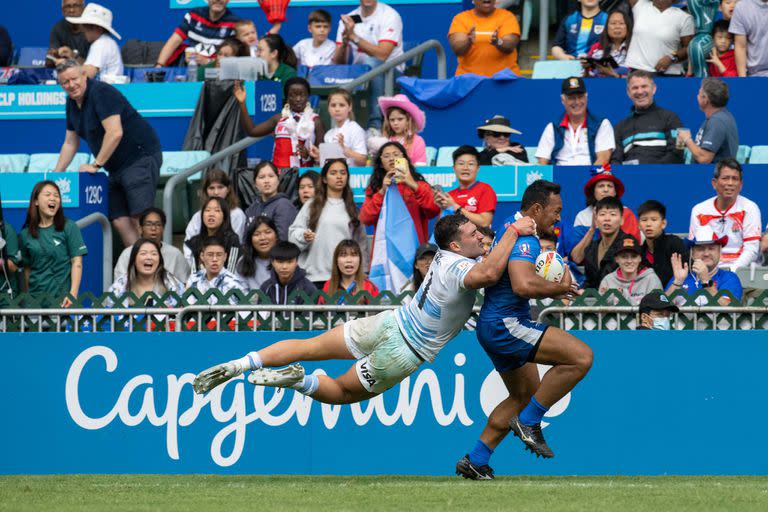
[707,20,737,77]
[289,159,368,287]
[293,9,336,68]
[256,34,298,84]
[316,89,367,167]
[236,216,280,292]
[719,0,739,20]
[235,19,259,57]
[260,241,317,304]
[637,200,688,288]
[186,236,247,305]
[107,238,185,307]
[400,243,437,294]
[20,180,87,307]
[235,78,326,169]
[551,0,608,61]
[185,169,246,243]
[599,237,662,305]
[184,197,241,271]
[68,3,124,79]
[194,38,249,80]
[320,239,379,305]
[244,161,298,240]
[378,94,428,166]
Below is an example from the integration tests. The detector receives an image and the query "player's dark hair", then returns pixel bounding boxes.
[139,207,166,226]
[308,9,332,24]
[538,231,558,245]
[637,200,666,219]
[594,196,624,213]
[269,241,301,261]
[434,213,470,251]
[452,145,480,164]
[520,180,561,211]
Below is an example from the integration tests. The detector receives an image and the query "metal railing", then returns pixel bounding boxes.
[498,0,549,62]
[75,212,112,290]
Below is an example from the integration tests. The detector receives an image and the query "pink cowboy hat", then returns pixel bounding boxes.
[378,94,426,132]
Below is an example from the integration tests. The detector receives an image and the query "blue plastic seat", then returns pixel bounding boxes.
[436,146,458,167]
[532,60,583,79]
[17,47,48,68]
[28,153,90,172]
[307,65,371,90]
[425,146,437,166]
[526,146,538,163]
[160,151,211,177]
[129,67,187,83]
[748,145,768,164]
[736,145,751,164]
[0,154,30,172]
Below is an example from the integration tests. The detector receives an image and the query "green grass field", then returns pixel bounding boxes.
[1,476,766,512]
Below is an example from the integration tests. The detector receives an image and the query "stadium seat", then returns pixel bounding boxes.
[0,154,30,172]
[747,145,768,164]
[532,60,584,79]
[436,146,458,167]
[736,266,768,290]
[28,153,90,172]
[160,151,211,176]
[17,47,48,68]
[425,146,437,166]
[525,146,538,162]
[157,151,211,233]
[308,65,371,90]
[129,67,187,83]
[736,145,751,164]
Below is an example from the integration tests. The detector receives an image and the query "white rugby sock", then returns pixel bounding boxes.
[233,351,263,372]
[290,374,319,396]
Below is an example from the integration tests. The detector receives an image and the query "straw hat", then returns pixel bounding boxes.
[67,3,121,40]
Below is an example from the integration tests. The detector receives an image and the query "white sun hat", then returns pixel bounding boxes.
[66,3,121,40]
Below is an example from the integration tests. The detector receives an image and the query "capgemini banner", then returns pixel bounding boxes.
[2,331,765,475]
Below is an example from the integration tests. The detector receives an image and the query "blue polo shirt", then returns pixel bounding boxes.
[665,268,743,300]
[65,79,161,173]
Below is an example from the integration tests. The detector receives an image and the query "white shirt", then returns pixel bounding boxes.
[85,33,124,78]
[185,207,247,243]
[535,118,615,165]
[689,195,763,270]
[324,119,367,167]
[293,38,336,68]
[335,3,404,68]
[395,250,477,363]
[625,0,694,75]
[113,242,191,283]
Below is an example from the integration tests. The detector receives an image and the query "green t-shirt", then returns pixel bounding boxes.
[20,220,88,297]
[265,62,297,86]
[1,223,21,297]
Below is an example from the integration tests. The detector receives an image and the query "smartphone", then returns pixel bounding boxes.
[349,14,363,23]
[433,184,444,193]
[395,157,407,171]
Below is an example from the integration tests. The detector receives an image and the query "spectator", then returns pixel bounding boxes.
[379,94,428,166]
[360,141,440,245]
[478,226,495,258]
[625,0,694,76]
[259,241,317,304]
[244,161,298,240]
[115,208,190,284]
[236,77,325,169]
[551,0,608,61]
[636,291,679,330]
[320,239,379,304]
[296,170,320,209]
[688,159,762,270]
[186,236,247,305]
[49,0,90,65]
[235,19,259,57]
[572,196,638,289]
[289,159,368,287]
[192,37,250,81]
[19,181,87,306]
[638,200,688,287]
[730,0,768,77]
[687,0,722,78]
[108,238,185,307]
[762,226,768,262]
[184,197,241,272]
[612,70,684,164]
[599,237,663,305]
[448,0,522,76]
[476,115,528,165]
[186,170,247,244]
[293,9,336,68]
[66,3,123,79]
[585,9,632,78]
[536,77,615,166]
[678,78,738,164]
[257,34,298,84]
[156,0,239,67]
[719,0,739,20]
[317,89,367,167]
[667,225,743,304]
[400,243,437,293]
[54,60,162,246]
[0,26,11,67]
[333,0,404,130]
[236,216,279,292]
[434,145,497,228]
[0,192,21,298]
[707,20,738,77]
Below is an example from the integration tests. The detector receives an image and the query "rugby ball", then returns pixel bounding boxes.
[535,251,566,283]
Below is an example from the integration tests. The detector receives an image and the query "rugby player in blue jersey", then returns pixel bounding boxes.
[457,180,593,480]
[193,213,536,405]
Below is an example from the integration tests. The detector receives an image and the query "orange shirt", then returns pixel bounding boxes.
[448,9,521,76]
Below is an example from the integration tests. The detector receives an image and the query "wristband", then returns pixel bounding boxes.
[510,225,520,236]
[672,281,683,287]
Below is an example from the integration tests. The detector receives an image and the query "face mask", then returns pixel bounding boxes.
[652,317,671,331]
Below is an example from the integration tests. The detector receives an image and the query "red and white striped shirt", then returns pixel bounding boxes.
[689,195,762,269]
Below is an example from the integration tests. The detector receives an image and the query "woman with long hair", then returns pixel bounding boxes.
[107,238,185,307]
[243,161,298,240]
[320,239,379,305]
[0,190,21,298]
[185,169,247,242]
[236,216,280,291]
[19,180,88,306]
[257,33,298,84]
[360,141,440,251]
[289,159,368,287]
[586,9,632,78]
[184,196,240,271]
[295,170,320,209]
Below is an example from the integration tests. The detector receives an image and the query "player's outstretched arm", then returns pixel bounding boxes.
[463,217,536,290]
[509,259,573,299]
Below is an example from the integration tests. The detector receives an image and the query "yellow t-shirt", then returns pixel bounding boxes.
[448,9,521,76]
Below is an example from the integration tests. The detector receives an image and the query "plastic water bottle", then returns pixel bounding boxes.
[187,59,198,82]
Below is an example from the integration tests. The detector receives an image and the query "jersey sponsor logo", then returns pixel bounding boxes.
[359,360,376,388]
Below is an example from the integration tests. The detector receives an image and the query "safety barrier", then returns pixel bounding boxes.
[74,212,112,290]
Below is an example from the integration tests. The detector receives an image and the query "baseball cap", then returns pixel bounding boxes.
[615,237,641,257]
[562,76,586,95]
[415,243,438,260]
[639,292,679,314]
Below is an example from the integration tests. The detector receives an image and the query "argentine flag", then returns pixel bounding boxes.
[369,181,419,292]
